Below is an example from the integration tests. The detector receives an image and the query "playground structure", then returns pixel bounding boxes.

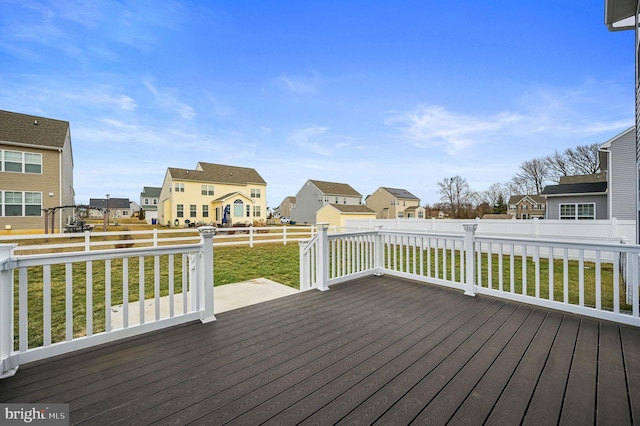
[42,204,104,234]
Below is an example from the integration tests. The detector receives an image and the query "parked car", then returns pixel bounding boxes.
[280,216,291,224]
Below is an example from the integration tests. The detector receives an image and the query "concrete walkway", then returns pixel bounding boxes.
[110,278,299,329]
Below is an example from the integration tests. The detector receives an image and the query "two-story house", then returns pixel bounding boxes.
[290,179,363,225]
[507,195,546,219]
[366,187,424,219]
[0,110,75,232]
[158,162,267,227]
[140,186,161,224]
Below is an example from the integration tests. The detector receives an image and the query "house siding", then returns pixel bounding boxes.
[0,143,73,231]
[609,128,637,220]
[546,195,608,220]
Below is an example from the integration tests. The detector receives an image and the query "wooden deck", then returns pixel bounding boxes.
[2,275,640,425]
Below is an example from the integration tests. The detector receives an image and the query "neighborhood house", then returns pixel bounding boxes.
[158,162,267,227]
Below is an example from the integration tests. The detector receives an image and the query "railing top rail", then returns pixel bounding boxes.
[380,229,465,239]
[475,234,640,252]
[10,242,204,267]
[327,230,378,239]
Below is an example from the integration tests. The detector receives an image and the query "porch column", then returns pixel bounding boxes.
[317,223,330,291]
[463,224,477,297]
[0,244,18,379]
[199,226,216,323]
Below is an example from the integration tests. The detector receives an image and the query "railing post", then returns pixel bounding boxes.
[374,226,384,276]
[198,226,216,323]
[249,225,254,248]
[298,240,309,291]
[317,223,330,291]
[463,224,477,296]
[283,226,287,246]
[0,244,18,379]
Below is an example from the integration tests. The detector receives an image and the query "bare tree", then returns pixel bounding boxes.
[483,183,507,208]
[566,143,600,175]
[546,150,572,182]
[546,143,600,182]
[513,158,549,195]
[437,176,471,219]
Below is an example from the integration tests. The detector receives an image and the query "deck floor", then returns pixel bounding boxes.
[2,275,640,425]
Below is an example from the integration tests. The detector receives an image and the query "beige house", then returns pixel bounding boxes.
[158,162,267,227]
[291,180,363,224]
[0,110,75,232]
[316,204,377,228]
[507,195,546,219]
[366,187,422,219]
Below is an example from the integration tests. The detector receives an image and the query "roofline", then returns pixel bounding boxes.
[543,191,607,197]
[600,125,635,149]
[0,140,63,151]
[605,0,637,31]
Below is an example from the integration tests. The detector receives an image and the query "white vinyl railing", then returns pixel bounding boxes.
[300,224,640,327]
[0,227,216,379]
[1,226,317,255]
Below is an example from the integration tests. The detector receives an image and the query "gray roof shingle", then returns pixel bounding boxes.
[309,180,361,197]
[0,110,69,149]
[541,182,608,196]
[168,162,266,185]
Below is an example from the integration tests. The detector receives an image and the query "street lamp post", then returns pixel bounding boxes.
[103,193,110,231]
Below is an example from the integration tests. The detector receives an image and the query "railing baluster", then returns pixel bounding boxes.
[43,265,51,347]
[522,245,527,296]
[563,248,569,304]
[154,255,160,321]
[535,246,540,299]
[65,263,73,341]
[509,244,515,293]
[578,249,585,307]
[105,259,111,332]
[169,254,174,317]
[86,261,93,337]
[595,251,602,311]
[548,247,554,301]
[123,258,129,327]
[139,256,145,324]
[19,268,28,352]
[614,252,620,313]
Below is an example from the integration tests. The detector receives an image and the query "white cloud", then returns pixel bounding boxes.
[143,79,196,120]
[275,73,318,94]
[387,105,523,154]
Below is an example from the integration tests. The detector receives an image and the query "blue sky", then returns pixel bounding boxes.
[0,1,634,208]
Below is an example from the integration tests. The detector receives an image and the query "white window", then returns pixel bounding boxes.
[201,185,214,196]
[190,204,197,217]
[251,188,261,198]
[1,191,41,216]
[560,203,595,220]
[253,206,261,217]
[233,199,243,217]
[177,204,184,217]
[25,153,42,173]
[202,205,209,218]
[2,150,42,174]
[174,182,185,192]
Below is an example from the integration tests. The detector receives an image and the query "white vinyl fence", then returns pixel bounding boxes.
[346,218,635,243]
[0,225,316,255]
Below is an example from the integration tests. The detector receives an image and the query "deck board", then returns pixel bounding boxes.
[1,274,639,425]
